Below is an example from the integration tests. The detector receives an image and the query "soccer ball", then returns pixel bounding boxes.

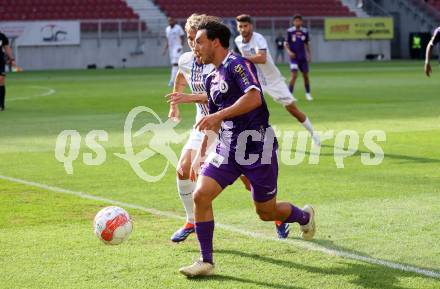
[93,206,133,245]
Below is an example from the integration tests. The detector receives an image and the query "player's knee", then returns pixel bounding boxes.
[176,160,191,180]
[256,209,275,221]
[193,189,212,207]
[0,77,5,86]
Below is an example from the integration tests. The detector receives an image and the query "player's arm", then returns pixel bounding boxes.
[162,37,168,56]
[167,69,186,120]
[195,88,261,132]
[189,130,218,182]
[165,72,208,105]
[166,92,208,105]
[425,29,439,77]
[284,39,295,58]
[245,49,267,64]
[4,45,16,66]
[305,42,311,63]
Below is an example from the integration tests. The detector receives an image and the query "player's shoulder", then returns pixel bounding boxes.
[300,27,309,33]
[178,52,194,67]
[252,32,266,41]
[234,35,243,44]
[225,53,252,71]
[435,26,440,34]
[287,26,295,33]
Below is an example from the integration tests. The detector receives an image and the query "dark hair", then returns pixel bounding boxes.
[198,19,231,48]
[236,14,252,24]
[293,14,303,20]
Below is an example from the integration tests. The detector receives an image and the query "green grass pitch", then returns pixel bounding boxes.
[0,61,439,288]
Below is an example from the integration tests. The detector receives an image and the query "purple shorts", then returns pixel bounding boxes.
[290,58,309,73]
[201,147,278,203]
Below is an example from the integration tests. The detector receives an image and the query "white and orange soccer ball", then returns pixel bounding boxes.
[93,206,133,245]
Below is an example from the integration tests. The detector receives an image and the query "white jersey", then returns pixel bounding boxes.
[166,24,184,50]
[235,32,284,86]
[178,52,214,121]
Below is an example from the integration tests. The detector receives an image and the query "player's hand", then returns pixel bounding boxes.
[195,113,222,132]
[165,92,193,105]
[307,54,312,63]
[288,51,296,59]
[168,105,180,122]
[425,63,432,77]
[189,161,199,182]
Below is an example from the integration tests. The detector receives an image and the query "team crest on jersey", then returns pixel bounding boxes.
[219,80,229,93]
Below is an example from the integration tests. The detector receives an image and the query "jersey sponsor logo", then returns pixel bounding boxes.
[234,64,250,86]
[219,80,229,93]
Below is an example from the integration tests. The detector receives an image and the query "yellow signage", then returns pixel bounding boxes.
[325,17,394,40]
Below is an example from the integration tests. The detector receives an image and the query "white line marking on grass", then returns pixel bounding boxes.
[9,86,56,101]
[1,174,439,279]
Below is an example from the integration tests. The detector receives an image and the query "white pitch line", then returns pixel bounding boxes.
[0,174,439,279]
[9,86,56,102]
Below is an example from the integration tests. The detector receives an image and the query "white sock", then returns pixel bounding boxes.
[170,65,178,83]
[301,117,315,136]
[177,178,196,224]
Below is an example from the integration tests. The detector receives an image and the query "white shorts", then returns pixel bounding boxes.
[169,46,183,64]
[262,79,296,106]
[183,128,205,151]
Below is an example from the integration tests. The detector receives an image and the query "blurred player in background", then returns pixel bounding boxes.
[163,17,185,87]
[424,26,440,77]
[235,15,319,145]
[179,18,315,277]
[0,31,16,111]
[285,15,313,101]
[274,31,285,63]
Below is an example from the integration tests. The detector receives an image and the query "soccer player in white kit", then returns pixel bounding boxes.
[163,17,185,87]
[234,14,319,145]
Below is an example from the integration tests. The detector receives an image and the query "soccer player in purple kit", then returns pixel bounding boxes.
[179,18,316,277]
[285,15,313,101]
[425,26,440,77]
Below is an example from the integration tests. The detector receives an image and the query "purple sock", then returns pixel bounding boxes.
[195,220,214,264]
[288,84,294,93]
[284,204,310,225]
[305,83,311,93]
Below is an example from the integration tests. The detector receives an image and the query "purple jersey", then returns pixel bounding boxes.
[204,52,273,156]
[433,27,440,45]
[286,26,309,60]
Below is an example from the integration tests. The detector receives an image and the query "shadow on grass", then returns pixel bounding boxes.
[213,249,418,289]
[306,144,440,164]
[187,274,303,289]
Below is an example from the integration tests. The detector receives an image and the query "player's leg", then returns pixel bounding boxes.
[244,147,316,239]
[264,82,319,145]
[300,60,313,101]
[254,197,315,240]
[240,175,252,191]
[288,60,299,93]
[179,176,224,277]
[171,129,205,242]
[285,102,320,145]
[168,47,181,87]
[180,159,241,277]
[171,148,197,242]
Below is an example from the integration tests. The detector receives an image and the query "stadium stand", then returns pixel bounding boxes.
[414,0,440,21]
[0,0,142,31]
[153,0,356,18]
